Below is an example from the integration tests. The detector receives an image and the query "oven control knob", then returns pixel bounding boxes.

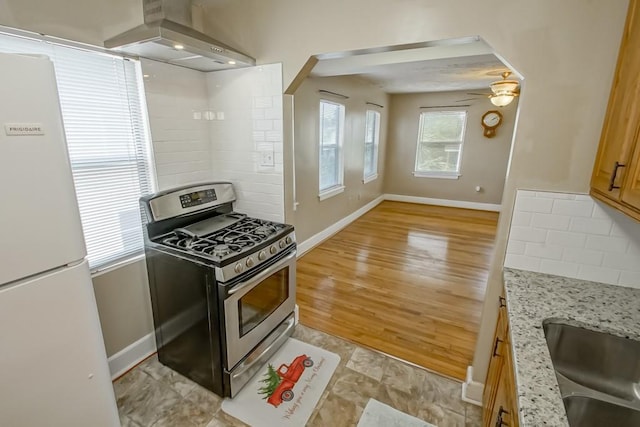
[279,240,286,248]
[234,263,244,273]
[258,250,267,261]
[246,257,255,268]
[270,246,277,254]
[285,236,293,245]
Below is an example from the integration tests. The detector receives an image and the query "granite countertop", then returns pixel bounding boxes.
[502,268,640,427]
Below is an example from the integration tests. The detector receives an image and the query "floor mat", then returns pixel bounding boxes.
[221,337,340,426]
[357,399,437,427]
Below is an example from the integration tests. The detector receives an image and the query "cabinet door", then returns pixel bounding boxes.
[591,0,640,199]
[491,374,513,427]
[483,299,508,427]
[621,136,640,209]
[503,330,520,427]
[487,328,519,427]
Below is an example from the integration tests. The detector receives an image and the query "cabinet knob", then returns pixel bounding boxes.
[498,296,506,308]
[494,406,509,427]
[492,337,503,357]
[608,161,626,191]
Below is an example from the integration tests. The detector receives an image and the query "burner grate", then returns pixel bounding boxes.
[159,215,286,261]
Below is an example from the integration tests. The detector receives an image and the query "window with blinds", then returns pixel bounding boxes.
[0,31,155,271]
[414,110,467,178]
[319,100,345,198]
[363,110,380,182]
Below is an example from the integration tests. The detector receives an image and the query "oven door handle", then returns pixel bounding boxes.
[231,315,296,380]
[227,250,296,296]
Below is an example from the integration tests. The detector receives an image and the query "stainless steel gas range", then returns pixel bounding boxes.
[140,182,296,397]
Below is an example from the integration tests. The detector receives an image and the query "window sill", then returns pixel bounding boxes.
[318,185,345,201]
[90,252,145,278]
[412,172,460,180]
[363,174,378,184]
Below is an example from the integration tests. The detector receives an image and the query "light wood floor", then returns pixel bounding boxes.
[296,201,499,380]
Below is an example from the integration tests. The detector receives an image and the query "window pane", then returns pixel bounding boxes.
[419,111,466,143]
[319,100,345,192]
[416,142,462,173]
[0,32,154,269]
[364,143,375,177]
[364,110,380,179]
[320,102,340,146]
[320,146,338,189]
[415,110,467,174]
[365,110,377,143]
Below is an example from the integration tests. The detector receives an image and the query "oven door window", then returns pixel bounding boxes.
[238,266,290,337]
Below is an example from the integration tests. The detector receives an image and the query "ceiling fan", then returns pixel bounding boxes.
[465,71,520,107]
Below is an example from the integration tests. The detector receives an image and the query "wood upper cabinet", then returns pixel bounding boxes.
[483,293,519,427]
[591,0,640,220]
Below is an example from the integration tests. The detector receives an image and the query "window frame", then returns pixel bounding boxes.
[363,109,381,184]
[318,99,346,200]
[413,110,468,179]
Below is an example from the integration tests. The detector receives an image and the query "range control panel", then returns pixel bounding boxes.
[179,189,217,208]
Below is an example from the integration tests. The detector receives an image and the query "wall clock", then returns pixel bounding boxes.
[481,110,503,138]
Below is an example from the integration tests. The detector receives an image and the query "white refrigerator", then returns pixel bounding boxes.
[0,53,120,426]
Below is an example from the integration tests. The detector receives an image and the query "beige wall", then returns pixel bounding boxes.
[202,0,631,383]
[0,0,142,47]
[293,75,389,242]
[92,260,153,357]
[385,91,517,205]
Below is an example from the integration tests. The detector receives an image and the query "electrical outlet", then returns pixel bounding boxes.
[260,151,274,167]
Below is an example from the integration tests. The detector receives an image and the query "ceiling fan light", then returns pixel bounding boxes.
[490,80,519,95]
[490,94,514,107]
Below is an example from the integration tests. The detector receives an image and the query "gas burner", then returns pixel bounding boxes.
[158,214,290,263]
[163,235,192,248]
[212,245,231,257]
[254,225,275,236]
[223,232,243,244]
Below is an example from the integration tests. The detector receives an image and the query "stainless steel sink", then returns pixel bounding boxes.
[564,396,640,427]
[543,320,640,425]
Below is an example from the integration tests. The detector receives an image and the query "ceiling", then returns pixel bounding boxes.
[309,37,516,94]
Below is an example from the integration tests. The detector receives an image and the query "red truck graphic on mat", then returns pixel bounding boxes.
[258,354,314,407]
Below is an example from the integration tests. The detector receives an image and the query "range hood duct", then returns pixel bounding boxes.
[104,0,255,72]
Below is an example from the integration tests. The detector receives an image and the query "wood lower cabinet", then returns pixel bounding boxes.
[590,0,640,221]
[483,294,519,427]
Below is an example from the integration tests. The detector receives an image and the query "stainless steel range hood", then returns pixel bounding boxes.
[104,0,255,72]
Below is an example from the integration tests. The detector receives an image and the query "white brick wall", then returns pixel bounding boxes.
[505,190,640,289]
[140,60,285,222]
[141,59,212,190]
[206,64,284,222]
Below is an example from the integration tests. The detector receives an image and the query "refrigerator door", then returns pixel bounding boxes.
[0,53,86,285]
[0,259,119,426]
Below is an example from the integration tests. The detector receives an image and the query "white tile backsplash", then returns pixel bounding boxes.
[515,196,554,213]
[206,64,284,221]
[139,59,285,222]
[141,59,212,190]
[531,213,571,230]
[505,190,640,289]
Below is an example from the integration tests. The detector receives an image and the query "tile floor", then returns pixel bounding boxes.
[115,324,482,427]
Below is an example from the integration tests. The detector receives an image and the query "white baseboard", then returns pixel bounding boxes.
[384,194,502,212]
[461,366,484,406]
[108,332,156,380]
[297,195,385,256]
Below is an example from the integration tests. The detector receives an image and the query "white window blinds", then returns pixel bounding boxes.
[363,110,380,180]
[0,32,155,270]
[319,100,345,193]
